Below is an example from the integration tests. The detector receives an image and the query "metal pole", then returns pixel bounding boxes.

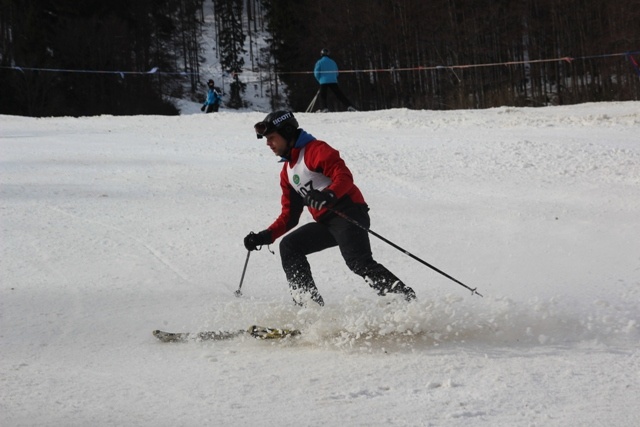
[305,89,320,112]
[329,208,483,297]
[234,250,251,297]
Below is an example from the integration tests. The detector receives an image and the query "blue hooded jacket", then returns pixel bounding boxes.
[203,88,221,106]
[314,56,339,85]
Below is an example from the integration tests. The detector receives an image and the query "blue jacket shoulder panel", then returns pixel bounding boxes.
[314,57,339,84]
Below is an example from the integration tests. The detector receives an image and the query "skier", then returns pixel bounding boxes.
[201,79,222,113]
[313,48,357,112]
[243,111,415,306]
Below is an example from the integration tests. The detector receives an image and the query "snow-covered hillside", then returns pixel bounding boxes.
[187,1,278,113]
[1,102,639,426]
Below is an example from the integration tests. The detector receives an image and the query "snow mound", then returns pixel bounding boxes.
[200,290,639,353]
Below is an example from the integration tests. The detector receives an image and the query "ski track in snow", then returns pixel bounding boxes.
[46,204,194,285]
[1,102,639,426]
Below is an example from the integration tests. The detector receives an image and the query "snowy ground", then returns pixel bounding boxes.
[1,102,639,426]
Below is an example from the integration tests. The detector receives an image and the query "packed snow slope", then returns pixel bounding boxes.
[1,102,639,426]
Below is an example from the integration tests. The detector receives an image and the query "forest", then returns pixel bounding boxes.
[1,0,639,116]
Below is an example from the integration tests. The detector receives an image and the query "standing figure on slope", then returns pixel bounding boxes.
[201,79,222,113]
[243,111,415,306]
[314,48,357,112]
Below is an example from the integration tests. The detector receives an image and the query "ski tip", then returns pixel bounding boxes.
[153,329,188,343]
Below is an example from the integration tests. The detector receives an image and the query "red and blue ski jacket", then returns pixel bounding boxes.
[267,130,366,241]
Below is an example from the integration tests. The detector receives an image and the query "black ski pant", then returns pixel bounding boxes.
[279,204,415,305]
[319,83,353,110]
[205,103,219,113]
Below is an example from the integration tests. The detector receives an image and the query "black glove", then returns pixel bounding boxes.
[303,190,336,210]
[244,230,272,251]
[201,105,205,112]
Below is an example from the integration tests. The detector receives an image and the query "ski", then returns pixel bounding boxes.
[152,329,244,343]
[153,325,300,343]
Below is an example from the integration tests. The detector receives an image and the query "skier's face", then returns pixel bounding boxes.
[265,132,289,157]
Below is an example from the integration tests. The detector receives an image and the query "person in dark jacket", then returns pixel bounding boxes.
[201,79,221,113]
[313,49,357,112]
[244,111,415,306]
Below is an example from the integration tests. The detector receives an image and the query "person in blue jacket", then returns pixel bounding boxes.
[313,49,357,112]
[201,79,222,113]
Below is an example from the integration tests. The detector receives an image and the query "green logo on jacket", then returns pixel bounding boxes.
[293,174,300,185]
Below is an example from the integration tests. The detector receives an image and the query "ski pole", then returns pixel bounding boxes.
[328,207,483,297]
[234,250,251,297]
[305,89,320,113]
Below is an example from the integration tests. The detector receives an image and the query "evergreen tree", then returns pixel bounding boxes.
[0,0,206,116]
[260,0,311,109]
[260,0,639,111]
[214,0,247,108]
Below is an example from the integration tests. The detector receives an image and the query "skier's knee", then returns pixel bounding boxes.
[344,256,372,277]
[279,235,294,258]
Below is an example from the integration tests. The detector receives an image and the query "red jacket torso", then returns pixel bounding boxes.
[267,138,366,240]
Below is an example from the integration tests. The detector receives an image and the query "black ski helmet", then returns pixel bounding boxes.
[254,110,299,140]
[321,48,329,56]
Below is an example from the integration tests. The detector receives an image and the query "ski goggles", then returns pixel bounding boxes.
[254,121,275,139]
